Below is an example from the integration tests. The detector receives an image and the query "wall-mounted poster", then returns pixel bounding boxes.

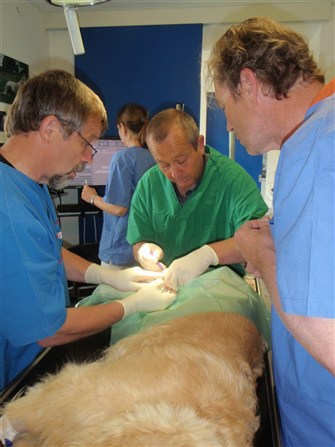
[0,54,29,143]
[0,54,29,104]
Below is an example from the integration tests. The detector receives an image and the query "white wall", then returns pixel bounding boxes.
[0,1,49,74]
[0,1,48,143]
[48,29,74,74]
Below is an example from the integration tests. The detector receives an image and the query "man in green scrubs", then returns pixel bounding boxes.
[127,109,267,289]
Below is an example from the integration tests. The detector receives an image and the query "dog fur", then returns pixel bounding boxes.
[2,312,265,446]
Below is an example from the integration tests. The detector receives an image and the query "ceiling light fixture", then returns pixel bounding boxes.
[46,0,110,56]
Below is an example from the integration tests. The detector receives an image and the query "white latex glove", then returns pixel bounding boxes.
[0,415,20,446]
[137,243,166,271]
[85,264,164,292]
[116,279,177,318]
[164,245,219,290]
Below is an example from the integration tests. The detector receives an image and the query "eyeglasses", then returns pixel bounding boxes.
[58,118,98,158]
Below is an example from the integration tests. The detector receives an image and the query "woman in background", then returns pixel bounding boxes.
[82,103,155,269]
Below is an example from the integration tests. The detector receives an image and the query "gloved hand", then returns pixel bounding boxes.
[0,415,20,446]
[137,243,166,271]
[116,279,177,318]
[85,264,164,292]
[164,245,219,290]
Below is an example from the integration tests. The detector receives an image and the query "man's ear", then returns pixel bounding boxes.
[240,67,270,98]
[39,115,59,143]
[197,134,205,154]
[239,67,258,96]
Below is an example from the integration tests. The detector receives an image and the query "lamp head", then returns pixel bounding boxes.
[47,0,110,6]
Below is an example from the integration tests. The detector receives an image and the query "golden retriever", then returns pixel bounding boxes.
[2,312,265,446]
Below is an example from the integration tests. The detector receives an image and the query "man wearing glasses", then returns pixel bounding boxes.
[0,70,176,392]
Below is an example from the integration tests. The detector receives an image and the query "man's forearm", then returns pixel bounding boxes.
[38,302,124,347]
[208,238,245,266]
[261,262,335,376]
[62,247,91,283]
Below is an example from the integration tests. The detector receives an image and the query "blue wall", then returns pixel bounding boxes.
[75,25,261,186]
[76,24,203,136]
[206,94,263,188]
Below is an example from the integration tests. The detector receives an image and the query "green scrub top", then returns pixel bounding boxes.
[127,146,267,274]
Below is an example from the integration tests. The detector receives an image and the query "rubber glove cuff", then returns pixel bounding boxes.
[116,280,176,319]
[204,244,219,266]
[0,415,20,446]
[164,245,219,290]
[138,243,165,271]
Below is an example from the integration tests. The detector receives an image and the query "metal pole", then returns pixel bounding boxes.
[229,131,235,160]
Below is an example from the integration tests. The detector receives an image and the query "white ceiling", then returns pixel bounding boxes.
[24,0,334,30]
[26,0,308,14]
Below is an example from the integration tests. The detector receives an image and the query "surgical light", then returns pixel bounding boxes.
[46,0,110,55]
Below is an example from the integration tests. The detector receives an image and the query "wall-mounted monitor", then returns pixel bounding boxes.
[68,137,126,187]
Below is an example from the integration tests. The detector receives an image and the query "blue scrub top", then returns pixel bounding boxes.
[271,92,335,446]
[1,163,68,390]
[99,146,155,265]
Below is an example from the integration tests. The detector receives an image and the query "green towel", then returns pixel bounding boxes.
[77,266,271,347]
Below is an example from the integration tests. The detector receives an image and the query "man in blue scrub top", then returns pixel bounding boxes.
[0,70,176,393]
[208,17,334,447]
